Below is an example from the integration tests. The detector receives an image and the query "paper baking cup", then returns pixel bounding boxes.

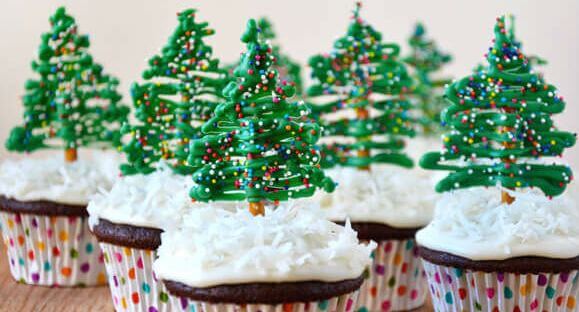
[0,211,106,286]
[100,242,172,312]
[422,260,579,312]
[356,239,427,312]
[170,290,360,312]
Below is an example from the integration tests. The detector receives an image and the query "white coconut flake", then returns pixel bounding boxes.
[87,163,231,230]
[0,151,120,205]
[312,166,440,227]
[416,186,579,260]
[153,202,376,287]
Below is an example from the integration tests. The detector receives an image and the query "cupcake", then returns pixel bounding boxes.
[152,18,367,311]
[0,6,128,287]
[87,8,228,311]
[88,166,207,311]
[154,205,375,312]
[306,4,432,311]
[418,15,578,311]
[0,152,120,286]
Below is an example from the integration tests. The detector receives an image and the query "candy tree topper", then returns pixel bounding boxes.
[121,9,228,175]
[227,17,303,96]
[189,19,335,216]
[5,7,128,162]
[421,16,576,202]
[403,22,452,136]
[472,15,545,75]
[307,2,415,171]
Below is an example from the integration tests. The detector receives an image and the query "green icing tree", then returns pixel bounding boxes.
[5,7,128,162]
[472,15,545,74]
[189,19,334,216]
[226,17,303,96]
[421,16,576,200]
[404,22,452,136]
[121,9,228,175]
[307,3,414,170]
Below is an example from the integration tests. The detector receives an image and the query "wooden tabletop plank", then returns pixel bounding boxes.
[0,242,432,311]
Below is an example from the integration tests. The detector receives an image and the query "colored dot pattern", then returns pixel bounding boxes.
[0,211,106,286]
[173,290,359,312]
[100,243,171,312]
[356,239,427,312]
[422,260,579,311]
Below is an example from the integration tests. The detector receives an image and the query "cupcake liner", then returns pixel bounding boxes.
[0,211,106,286]
[422,260,579,312]
[356,239,427,312]
[171,290,360,312]
[100,242,172,312]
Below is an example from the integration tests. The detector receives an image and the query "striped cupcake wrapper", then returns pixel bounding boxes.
[422,260,579,312]
[0,211,106,286]
[171,290,360,312]
[356,239,428,312]
[100,242,174,312]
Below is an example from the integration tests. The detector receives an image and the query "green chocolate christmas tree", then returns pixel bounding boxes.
[472,15,545,75]
[5,7,129,162]
[307,3,415,170]
[227,17,303,96]
[189,19,334,216]
[404,22,452,136]
[121,9,228,175]
[421,16,576,201]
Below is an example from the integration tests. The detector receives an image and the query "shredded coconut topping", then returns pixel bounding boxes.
[154,203,376,287]
[0,151,120,205]
[313,166,439,228]
[416,187,579,260]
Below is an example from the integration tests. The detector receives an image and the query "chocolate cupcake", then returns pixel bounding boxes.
[88,167,213,311]
[416,188,579,311]
[0,6,129,287]
[85,6,235,310]
[153,205,375,312]
[314,166,436,311]
[417,15,578,311]
[304,4,443,311]
[0,153,118,286]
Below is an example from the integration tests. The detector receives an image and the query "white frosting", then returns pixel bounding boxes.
[416,187,579,260]
[0,151,120,205]
[153,203,376,287]
[88,166,200,230]
[312,166,439,228]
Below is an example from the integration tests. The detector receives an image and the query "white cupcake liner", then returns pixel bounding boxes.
[100,242,172,312]
[356,239,427,312]
[171,290,360,312]
[0,211,106,286]
[422,260,579,312]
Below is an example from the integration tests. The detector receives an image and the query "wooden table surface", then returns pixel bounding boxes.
[0,242,433,311]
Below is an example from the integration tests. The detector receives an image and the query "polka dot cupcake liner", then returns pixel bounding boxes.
[0,211,106,286]
[422,260,579,312]
[356,239,427,312]
[100,242,173,312]
[171,290,360,312]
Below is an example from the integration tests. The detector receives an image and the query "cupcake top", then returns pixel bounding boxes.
[0,151,119,205]
[153,204,375,288]
[88,164,224,230]
[416,187,579,260]
[312,166,438,228]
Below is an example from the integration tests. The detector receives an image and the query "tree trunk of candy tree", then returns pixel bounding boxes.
[249,202,265,216]
[501,107,515,204]
[65,148,78,163]
[356,106,371,171]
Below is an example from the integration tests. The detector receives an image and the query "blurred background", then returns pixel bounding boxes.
[0,0,577,170]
